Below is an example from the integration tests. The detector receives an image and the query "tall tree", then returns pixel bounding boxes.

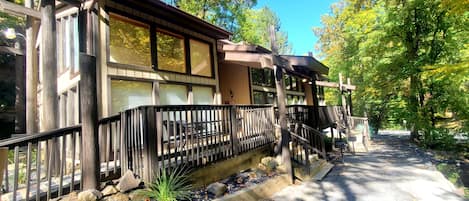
[315,0,469,144]
[165,0,292,54]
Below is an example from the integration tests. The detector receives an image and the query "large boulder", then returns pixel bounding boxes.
[56,191,78,201]
[78,189,103,201]
[261,156,278,170]
[116,170,142,193]
[103,193,130,201]
[101,185,118,196]
[207,182,227,198]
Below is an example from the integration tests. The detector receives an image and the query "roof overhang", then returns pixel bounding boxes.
[220,42,329,78]
[280,55,329,75]
[108,0,231,39]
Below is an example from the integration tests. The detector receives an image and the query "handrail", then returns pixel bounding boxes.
[0,125,82,148]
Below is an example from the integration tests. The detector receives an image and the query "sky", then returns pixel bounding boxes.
[255,0,337,56]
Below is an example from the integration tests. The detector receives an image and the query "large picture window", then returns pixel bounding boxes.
[109,14,151,67]
[193,86,214,104]
[253,91,275,105]
[111,80,153,114]
[160,84,188,105]
[157,30,186,73]
[190,39,212,77]
[251,68,274,87]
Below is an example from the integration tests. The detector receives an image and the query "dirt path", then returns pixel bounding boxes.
[272,131,465,201]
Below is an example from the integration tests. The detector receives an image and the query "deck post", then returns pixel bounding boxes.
[230,106,239,155]
[142,107,158,182]
[270,26,294,184]
[14,53,25,133]
[79,53,100,190]
[347,78,353,116]
[79,7,100,189]
[25,0,38,134]
[40,0,61,176]
[310,73,320,129]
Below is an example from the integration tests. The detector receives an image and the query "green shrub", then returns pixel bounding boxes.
[422,128,457,150]
[136,167,192,201]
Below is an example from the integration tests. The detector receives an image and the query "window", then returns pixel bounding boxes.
[193,86,214,104]
[253,91,276,104]
[157,30,186,73]
[190,39,212,77]
[109,14,151,67]
[284,76,291,90]
[291,77,298,91]
[160,84,188,105]
[251,68,274,87]
[111,80,153,114]
[57,15,79,72]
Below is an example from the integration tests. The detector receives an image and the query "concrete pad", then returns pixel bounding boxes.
[271,132,465,201]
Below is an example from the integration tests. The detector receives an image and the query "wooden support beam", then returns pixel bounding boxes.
[311,73,320,129]
[25,0,39,134]
[41,0,59,175]
[78,7,100,190]
[15,53,26,133]
[0,46,23,55]
[315,80,356,91]
[0,0,41,19]
[59,0,82,7]
[270,25,294,184]
[347,78,353,115]
[79,53,100,190]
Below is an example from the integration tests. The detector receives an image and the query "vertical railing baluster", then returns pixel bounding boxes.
[47,139,52,200]
[79,132,83,191]
[36,142,41,201]
[59,135,66,196]
[106,120,111,177]
[25,142,32,201]
[70,131,76,192]
[13,146,19,201]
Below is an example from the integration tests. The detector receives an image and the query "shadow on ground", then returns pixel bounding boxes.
[271,132,465,201]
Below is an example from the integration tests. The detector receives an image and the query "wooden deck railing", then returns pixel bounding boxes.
[120,105,276,182]
[0,125,82,201]
[349,116,371,149]
[289,123,327,166]
[0,114,121,201]
[0,104,276,201]
[276,105,347,130]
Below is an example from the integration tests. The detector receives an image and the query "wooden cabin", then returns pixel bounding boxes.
[0,1,367,200]
[49,0,329,132]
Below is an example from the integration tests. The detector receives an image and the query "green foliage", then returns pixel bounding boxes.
[315,0,469,145]
[436,163,469,199]
[136,167,192,201]
[421,128,456,150]
[166,0,292,54]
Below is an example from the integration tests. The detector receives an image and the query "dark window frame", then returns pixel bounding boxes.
[106,9,216,79]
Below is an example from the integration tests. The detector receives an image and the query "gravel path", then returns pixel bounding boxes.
[271,131,466,201]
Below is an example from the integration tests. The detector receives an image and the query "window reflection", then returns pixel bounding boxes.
[109,14,151,67]
[157,30,186,73]
[190,39,212,77]
[111,80,152,114]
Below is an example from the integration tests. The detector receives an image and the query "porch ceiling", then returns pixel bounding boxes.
[280,55,329,75]
[220,42,329,78]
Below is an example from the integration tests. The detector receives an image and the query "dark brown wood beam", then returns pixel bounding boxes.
[25,0,39,134]
[270,25,294,184]
[41,0,60,176]
[58,0,82,7]
[0,0,41,19]
[0,46,23,55]
[78,6,100,190]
